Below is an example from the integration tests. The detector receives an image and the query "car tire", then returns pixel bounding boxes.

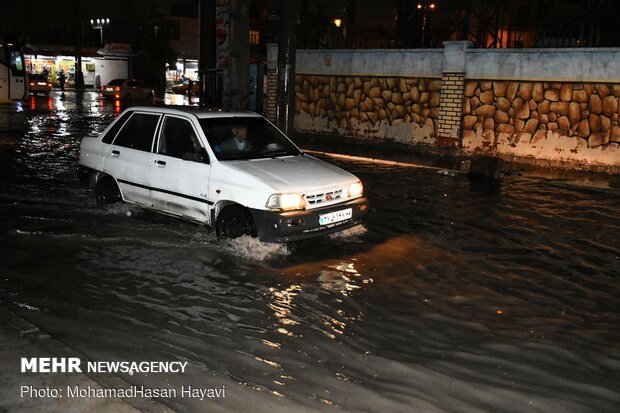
[216,205,256,239]
[96,177,122,205]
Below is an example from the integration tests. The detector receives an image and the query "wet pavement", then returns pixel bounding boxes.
[0,91,619,412]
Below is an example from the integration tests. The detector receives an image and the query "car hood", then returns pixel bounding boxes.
[221,155,358,192]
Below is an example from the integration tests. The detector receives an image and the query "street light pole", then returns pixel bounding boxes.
[345,0,355,48]
[418,2,436,47]
[90,18,110,45]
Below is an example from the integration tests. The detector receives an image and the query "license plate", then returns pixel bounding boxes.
[319,208,352,226]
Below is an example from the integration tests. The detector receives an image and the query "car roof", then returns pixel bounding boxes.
[126,105,263,119]
[108,78,145,83]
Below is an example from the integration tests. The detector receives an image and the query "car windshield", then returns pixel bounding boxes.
[108,79,124,86]
[199,116,301,161]
[29,74,46,80]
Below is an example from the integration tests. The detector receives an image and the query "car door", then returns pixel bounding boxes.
[149,115,213,222]
[125,80,147,100]
[103,112,161,206]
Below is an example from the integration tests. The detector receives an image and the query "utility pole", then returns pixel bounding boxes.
[228,0,250,111]
[276,0,298,135]
[300,0,308,49]
[74,0,84,90]
[198,0,216,107]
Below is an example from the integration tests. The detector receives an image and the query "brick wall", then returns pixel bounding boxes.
[263,69,277,122]
[437,72,465,142]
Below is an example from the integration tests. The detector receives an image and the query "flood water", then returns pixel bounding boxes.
[0,92,619,412]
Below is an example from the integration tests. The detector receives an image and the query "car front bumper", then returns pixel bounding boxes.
[249,197,368,243]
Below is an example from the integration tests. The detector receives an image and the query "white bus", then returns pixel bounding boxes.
[0,37,27,101]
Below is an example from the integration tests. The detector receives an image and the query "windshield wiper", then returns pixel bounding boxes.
[261,149,295,158]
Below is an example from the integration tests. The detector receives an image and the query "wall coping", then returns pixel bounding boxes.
[295,48,445,78]
[297,49,444,54]
[279,45,620,82]
[467,47,620,53]
[298,47,620,54]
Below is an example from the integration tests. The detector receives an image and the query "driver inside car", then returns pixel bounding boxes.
[220,126,252,152]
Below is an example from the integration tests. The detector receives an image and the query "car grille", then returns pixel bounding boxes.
[304,188,344,208]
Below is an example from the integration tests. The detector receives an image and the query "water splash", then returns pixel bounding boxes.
[222,235,290,260]
[328,224,368,239]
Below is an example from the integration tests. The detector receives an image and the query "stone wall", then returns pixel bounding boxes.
[462,80,620,168]
[294,74,442,145]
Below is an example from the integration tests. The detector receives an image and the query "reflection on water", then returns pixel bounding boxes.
[0,92,619,412]
[269,284,302,329]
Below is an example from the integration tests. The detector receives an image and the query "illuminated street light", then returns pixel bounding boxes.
[333,18,342,28]
[417,2,436,8]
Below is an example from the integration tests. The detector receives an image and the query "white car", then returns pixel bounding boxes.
[101,79,154,101]
[78,107,368,242]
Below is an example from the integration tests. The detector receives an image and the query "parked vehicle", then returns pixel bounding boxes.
[28,73,52,95]
[78,107,368,242]
[101,79,154,101]
[170,80,200,94]
[0,36,27,101]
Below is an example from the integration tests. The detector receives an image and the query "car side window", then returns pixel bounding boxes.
[158,117,205,161]
[102,111,133,144]
[113,113,160,152]
[127,81,137,87]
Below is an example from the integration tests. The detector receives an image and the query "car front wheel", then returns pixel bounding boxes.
[216,205,256,239]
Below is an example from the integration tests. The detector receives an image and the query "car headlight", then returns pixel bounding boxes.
[348,181,363,198]
[266,193,306,211]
